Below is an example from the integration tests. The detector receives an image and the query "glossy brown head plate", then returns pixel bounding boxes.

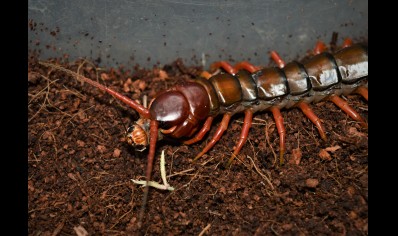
[126,118,151,151]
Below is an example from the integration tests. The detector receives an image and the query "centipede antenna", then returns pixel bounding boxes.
[137,120,159,227]
[103,78,130,134]
[39,61,152,119]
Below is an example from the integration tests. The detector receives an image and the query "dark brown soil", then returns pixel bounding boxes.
[28,54,368,235]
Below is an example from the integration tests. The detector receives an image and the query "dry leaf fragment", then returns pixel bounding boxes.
[73,225,88,236]
[318,149,332,161]
[289,148,302,165]
[348,127,367,137]
[324,145,341,152]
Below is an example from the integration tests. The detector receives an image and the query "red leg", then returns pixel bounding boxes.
[234,61,260,73]
[227,110,253,165]
[329,95,367,128]
[193,113,231,161]
[200,71,212,79]
[314,41,327,55]
[354,87,368,101]
[297,102,327,141]
[160,125,177,134]
[183,117,214,145]
[210,61,237,75]
[270,107,286,165]
[342,38,353,48]
[270,51,286,68]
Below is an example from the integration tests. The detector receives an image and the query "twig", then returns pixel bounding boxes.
[132,150,175,191]
[247,155,274,190]
[198,224,211,236]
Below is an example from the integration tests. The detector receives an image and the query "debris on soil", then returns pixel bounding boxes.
[289,148,302,165]
[28,55,368,235]
[305,178,319,188]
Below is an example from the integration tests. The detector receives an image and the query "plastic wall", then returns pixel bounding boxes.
[28,0,368,68]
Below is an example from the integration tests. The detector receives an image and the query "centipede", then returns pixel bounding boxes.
[39,36,368,224]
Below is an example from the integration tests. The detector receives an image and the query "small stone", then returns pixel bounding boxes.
[113,148,121,158]
[97,145,107,153]
[77,140,85,147]
[306,178,319,188]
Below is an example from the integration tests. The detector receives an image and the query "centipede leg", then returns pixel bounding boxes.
[270,107,286,165]
[297,102,327,141]
[200,71,213,79]
[226,109,254,166]
[193,113,232,161]
[342,38,353,48]
[210,61,237,75]
[314,41,327,55]
[234,61,260,73]
[270,51,286,68]
[183,117,214,145]
[354,87,368,101]
[329,95,368,128]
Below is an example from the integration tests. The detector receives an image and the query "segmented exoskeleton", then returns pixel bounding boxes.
[39,37,368,224]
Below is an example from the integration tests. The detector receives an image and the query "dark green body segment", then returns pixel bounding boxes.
[195,44,368,114]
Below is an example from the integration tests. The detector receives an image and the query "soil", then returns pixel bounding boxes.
[28,53,368,235]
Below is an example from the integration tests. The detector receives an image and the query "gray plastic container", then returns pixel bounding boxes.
[28,0,368,68]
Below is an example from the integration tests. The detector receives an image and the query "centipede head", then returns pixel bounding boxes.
[126,118,151,152]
